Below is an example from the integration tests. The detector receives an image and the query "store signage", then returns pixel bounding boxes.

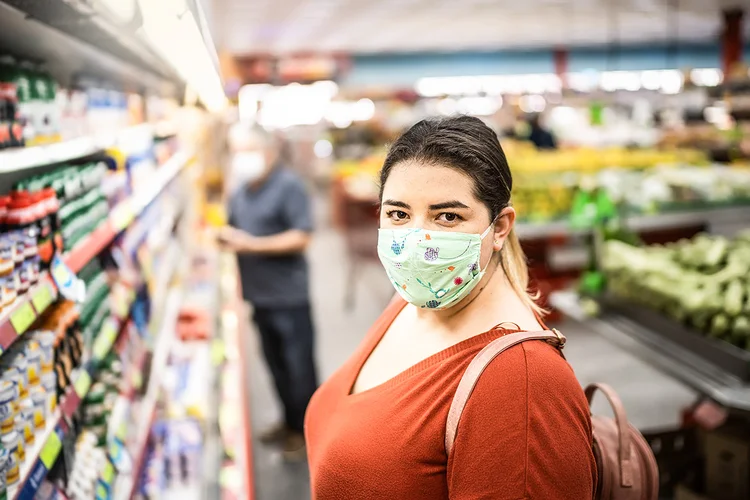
[40,431,63,469]
[235,54,351,85]
[10,302,36,335]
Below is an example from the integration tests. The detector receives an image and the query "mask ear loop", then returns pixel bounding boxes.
[477,215,501,273]
[480,214,501,240]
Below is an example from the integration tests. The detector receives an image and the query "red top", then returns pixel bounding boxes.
[305,298,597,499]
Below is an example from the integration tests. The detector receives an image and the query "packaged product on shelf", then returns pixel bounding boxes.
[24,340,42,388]
[3,427,23,467]
[0,375,19,435]
[19,400,33,444]
[41,371,57,413]
[31,386,46,429]
[33,331,56,375]
[0,449,8,498]
[0,57,25,149]
[1,439,18,485]
[0,381,15,430]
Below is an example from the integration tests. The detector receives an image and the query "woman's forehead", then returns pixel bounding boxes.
[382,162,478,203]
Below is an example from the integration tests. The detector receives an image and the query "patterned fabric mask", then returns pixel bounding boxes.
[377,224,494,310]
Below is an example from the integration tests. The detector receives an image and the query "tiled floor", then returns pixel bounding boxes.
[242,192,697,500]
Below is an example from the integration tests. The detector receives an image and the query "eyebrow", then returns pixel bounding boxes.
[382,200,471,211]
[428,201,470,210]
[382,200,411,209]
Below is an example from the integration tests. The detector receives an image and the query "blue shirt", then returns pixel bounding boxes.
[228,166,313,308]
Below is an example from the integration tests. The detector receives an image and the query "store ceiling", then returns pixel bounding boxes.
[213,0,750,55]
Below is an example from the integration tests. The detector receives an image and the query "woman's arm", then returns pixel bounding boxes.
[447,341,596,500]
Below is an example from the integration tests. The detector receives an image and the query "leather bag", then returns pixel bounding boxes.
[445,330,659,500]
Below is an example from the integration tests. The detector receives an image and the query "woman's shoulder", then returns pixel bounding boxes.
[477,337,582,393]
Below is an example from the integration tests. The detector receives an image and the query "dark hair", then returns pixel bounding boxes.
[379,115,541,313]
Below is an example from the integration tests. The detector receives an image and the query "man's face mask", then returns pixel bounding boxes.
[230,151,266,188]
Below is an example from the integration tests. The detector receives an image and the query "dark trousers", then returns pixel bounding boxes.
[253,303,319,433]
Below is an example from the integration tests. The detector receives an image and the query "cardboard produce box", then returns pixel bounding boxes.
[704,424,750,500]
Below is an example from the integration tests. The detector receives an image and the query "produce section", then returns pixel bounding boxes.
[603,234,750,351]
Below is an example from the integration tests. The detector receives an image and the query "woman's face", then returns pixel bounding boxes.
[380,161,514,272]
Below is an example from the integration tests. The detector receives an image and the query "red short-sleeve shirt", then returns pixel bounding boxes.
[305,298,597,499]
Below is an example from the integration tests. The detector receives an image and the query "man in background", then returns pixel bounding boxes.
[218,126,318,461]
[527,113,558,150]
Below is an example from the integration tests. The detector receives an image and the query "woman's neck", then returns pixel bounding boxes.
[412,263,542,334]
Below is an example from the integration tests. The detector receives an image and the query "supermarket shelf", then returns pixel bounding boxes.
[0,2,179,96]
[0,279,57,352]
[0,137,101,174]
[550,290,750,413]
[0,125,158,175]
[217,254,255,500]
[10,298,135,500]
[0,151,190,359]
[516,205,749,240]
[65,150,191,273]
[121,286,184,500]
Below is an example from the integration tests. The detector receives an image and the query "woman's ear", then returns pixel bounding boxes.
[493,207,516,252]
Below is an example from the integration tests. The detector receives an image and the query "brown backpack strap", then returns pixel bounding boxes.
[445,329,566,456]
[584,383,634,487]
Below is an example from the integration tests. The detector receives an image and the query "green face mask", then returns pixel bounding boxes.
[377,224,494,310]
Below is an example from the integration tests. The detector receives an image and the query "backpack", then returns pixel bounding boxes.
[445,329,659,500]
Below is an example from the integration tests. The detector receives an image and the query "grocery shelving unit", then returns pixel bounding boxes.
[0,150,190,346]
[516,204,749,241]
[215,253,255,500]
[0,131,191,498]
[551,290,750,414]
[9,299,134,499]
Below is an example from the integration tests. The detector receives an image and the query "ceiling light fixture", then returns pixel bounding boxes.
[137,0,227,112]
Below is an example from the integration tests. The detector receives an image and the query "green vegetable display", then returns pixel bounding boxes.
[602,233,750,351]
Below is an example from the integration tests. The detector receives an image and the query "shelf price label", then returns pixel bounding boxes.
[102,461,115,485]
[93,321,118,360]
[10,302,36,335]
[111,200,135,232]
[40,431,62,469]
[32,284,55,313]
[74,371,92,398]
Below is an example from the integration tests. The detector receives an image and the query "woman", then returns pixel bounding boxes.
[305,116,596,499]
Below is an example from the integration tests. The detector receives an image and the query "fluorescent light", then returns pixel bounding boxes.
[138,0,227,112]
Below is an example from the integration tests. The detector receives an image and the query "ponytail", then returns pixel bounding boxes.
[500,228,547,316]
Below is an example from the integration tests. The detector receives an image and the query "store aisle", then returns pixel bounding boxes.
[244,191,697,500]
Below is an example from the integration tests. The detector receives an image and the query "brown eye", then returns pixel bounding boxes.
[438,212,462,223]
[387,210,409,221]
